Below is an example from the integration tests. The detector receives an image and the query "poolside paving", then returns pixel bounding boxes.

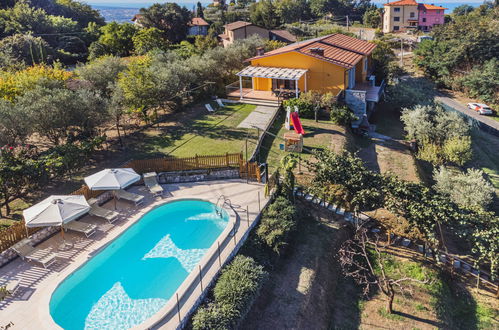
[0,179,268,330]
[237,105,279,130]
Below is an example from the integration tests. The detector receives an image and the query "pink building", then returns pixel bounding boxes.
[418,4,446,31]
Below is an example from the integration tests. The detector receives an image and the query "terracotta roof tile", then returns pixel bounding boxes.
[190,17,209,26]
[384,0,418,6]
[419,3,447,10]
[225,21,252,31]
[321,34,377,55]
[247,34,376,69]
[270,30,297,43]
[300,42,364,68]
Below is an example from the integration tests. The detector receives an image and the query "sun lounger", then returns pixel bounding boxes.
[64,221,96,238]
[88,203,119,223]
[205,103,215,112]
[12,242,57,269]
[116,189,144,206]
[143,172,164,197]
[5,279,21,296]
[216,99,225,108]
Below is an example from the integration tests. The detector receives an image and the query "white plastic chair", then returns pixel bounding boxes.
[205,104,215,112]
[216,99,225,108]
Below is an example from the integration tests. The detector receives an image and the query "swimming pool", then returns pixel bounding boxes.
[50,199,230,330]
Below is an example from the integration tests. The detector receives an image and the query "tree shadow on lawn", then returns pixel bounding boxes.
[240,205,349,330]
[431,271,480,330]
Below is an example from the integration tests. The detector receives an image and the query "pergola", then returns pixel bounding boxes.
[236,66,308,98]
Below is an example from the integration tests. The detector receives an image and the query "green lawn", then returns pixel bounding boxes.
[257,112,347,172]
[127,103,258,159]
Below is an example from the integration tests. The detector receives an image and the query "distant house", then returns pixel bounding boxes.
[383,0,446,33]
[219,21,296,48]
[188,17,209,36]
[418,4,446,31]
[227,34,385,127]
[131,14,144,27]
[269,30,297,44]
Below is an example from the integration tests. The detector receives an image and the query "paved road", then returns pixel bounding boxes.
[435,95,499,136]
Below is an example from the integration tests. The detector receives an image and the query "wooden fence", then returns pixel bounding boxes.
[0,221,40,253]
[126,153,243,174]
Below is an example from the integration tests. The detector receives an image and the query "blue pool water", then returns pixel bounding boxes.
[50,200,229,330]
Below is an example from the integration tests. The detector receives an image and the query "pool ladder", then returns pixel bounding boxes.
[215,195,232,217]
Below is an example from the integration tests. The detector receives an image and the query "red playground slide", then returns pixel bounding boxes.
[290,112,305,135]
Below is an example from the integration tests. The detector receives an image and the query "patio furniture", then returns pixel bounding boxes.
[216,99,225,108]
[84,168,141,210]
[116,189,144,206]
[143,172,164,197]
[87,199,119,224]
[5,279,21,296]
[205,103,215,112]
[23,195,91,246]
[63,221,97,238]
[11,241,57,269]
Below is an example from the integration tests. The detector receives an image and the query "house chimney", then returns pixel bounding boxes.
[310,47,325,56]
[256,47,265,56]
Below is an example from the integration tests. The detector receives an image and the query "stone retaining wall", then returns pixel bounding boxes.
[158,168,239,184]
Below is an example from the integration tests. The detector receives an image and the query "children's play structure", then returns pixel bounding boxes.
[284,106,304,152]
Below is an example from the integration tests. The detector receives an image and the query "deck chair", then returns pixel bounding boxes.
[63,221,97,238]
[87,198,119,223]
[143,172,164,197]
[216,99,225,108]
[12,242,57,269]
[116,189,144,206]
[205,103,215,112]
[5,279,21,296]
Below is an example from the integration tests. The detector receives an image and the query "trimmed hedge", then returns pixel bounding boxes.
[192,255,267,330]
[256,196,297,254]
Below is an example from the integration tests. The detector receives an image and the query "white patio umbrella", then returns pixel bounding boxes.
[84,168,141,209]
[23,195,90,240]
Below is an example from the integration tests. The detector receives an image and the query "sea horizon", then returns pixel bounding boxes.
[84,1,485,22]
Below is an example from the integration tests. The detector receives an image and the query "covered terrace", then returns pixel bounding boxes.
[227,66,308,101]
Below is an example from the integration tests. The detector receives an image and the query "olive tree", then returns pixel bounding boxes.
[433,166,495,210]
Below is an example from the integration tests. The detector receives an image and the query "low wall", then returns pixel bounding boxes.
[158,168,240,184]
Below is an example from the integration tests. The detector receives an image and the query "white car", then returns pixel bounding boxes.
[467,103,494,115]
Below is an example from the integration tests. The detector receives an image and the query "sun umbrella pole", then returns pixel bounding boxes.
[113,190,117,210]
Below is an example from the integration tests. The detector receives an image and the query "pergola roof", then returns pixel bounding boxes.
[236,66,307,80]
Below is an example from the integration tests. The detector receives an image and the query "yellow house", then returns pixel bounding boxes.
[227,33,384,127]
[228,34,378,100]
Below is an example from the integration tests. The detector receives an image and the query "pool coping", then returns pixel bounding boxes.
[38,196,237,330]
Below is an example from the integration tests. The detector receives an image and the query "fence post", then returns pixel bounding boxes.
[176,293,181,323]
[199,265,203,292]
[195,154,199,169]
[217,241,222,267]
[226,152,229,167]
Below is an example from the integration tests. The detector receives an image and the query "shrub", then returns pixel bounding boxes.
[401,104,471,166]
[330,103,357,126]
[441,136,472,166]
[282,97,315,119]
[256,196,297,254]
[192,256,266,330]
[433,166,495,210]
